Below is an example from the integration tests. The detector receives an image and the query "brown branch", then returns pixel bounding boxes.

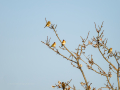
[51,25,89,89]
[111,69,117,74]
[117,67,120,90]
[52,26,77,60]
[112,53,119,64]
[98,47,117,71]
[85,31,90,42]
[80,57,107,76]
[41,41,77,64]
[106,76,113,90]
[83,54,107,76]
[78,66,88,89]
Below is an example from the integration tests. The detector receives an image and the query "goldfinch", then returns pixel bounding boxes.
[108,48,112,53]
[61,82,65,89]
[79,64,82,67]
[61,40,66,47]
[44,21,51,28]
[51,42,56,47]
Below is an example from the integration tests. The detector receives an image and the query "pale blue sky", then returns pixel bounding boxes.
[0,0,120,90]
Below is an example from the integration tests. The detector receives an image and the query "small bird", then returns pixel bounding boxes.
[61,40,66,47]
[108,48,112,53]
[79,64,82,67]
[61,82,65,89]
[51,42,56,47]
[44,21,51,28]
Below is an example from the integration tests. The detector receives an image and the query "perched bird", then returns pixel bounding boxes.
[79,64,82,67]
[51,42,56,47]
[44,21,51,28]
[61,82,65,89]
[61,40,66,47]
[108,48,112,53]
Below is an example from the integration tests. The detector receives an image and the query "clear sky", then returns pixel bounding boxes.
[0,0,120,90]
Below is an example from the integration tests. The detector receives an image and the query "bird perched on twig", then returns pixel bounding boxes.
[44,21,51,28]
[108,48,112,53]
[61,40,66,47]
[61,82,65,90]
[51,42,56,47]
